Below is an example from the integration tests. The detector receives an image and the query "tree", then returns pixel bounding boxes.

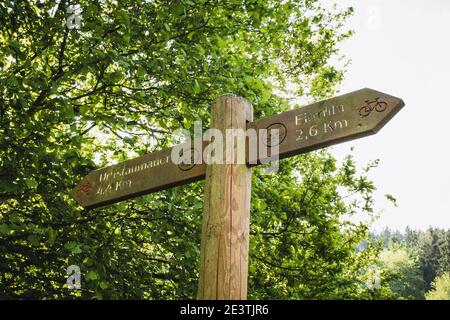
[418,228,447,290]
[379,245,426,299]
[1,0,393,299]
[249,151,399,299]
[425,273,450,300]
[437,231,450,276]
[404,227,420,251]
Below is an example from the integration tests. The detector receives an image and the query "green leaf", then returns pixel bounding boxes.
[64,242,82,254]
[193,80,200,94]
[27,234,40,246]
[86,270,99,281]
[110,71,124,83]
[47,228,57,245]
[8,39,20,50]
[71,245,82,254]
[25,179,38,189]
[137,66,146,78]
[0,224,9,235]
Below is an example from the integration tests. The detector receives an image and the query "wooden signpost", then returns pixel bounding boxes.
[72,88,404,299]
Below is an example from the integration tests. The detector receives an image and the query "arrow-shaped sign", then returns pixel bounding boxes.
[71,146,207,209]
[248,87,404,163]
[72,88,404,209]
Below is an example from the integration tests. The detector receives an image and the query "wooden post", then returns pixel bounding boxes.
[197,95,253,300]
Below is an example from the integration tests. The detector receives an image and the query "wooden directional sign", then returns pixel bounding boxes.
[248,88,405,163]
[72,147,207,209]
[72,88,404,209]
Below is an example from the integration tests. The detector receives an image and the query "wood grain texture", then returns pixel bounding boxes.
[197,95,253,300]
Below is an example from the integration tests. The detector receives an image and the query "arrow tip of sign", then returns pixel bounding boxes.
[363,88,405,134]
[71,178,96,209]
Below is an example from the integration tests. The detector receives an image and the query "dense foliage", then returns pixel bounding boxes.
[1,0,396,299]
[374,227,450,300]
[426,273,450,300]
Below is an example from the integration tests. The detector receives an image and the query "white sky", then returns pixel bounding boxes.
[323,0,450,231]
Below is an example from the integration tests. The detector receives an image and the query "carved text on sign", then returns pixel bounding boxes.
[294,104,348,142]
[97,179,133,196]
[95,156,171,196]
[295,104,345,125]
[99,156,170,184]
[296,119,349,142]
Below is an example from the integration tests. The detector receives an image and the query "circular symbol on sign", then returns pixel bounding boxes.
[263,123,287,147]
[178,147,201,171]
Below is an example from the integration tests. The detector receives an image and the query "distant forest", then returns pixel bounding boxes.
[368,227,450,299]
